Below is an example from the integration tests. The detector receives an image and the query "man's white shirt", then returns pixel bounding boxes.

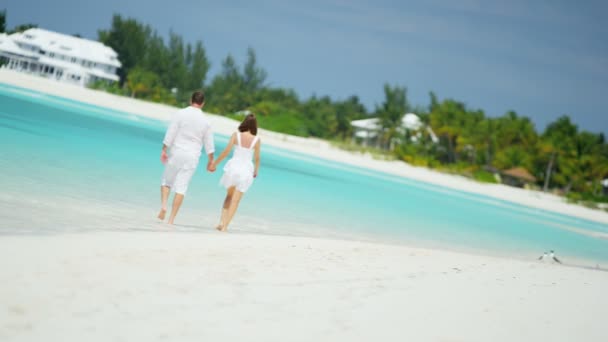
[163,106,215,160]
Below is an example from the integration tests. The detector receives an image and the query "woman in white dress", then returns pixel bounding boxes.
[211,114,261,231]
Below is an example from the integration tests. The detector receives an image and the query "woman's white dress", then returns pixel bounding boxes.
[220,132,259,192]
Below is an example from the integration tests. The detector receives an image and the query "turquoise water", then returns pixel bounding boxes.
[1,82,608,264]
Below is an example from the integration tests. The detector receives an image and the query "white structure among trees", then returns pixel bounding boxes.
[351,113,438,147]
[0,28,120,86]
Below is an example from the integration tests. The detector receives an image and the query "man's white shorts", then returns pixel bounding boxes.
[161,152,198,195]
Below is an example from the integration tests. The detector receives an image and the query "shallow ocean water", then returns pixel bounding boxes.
[1,82,607,264]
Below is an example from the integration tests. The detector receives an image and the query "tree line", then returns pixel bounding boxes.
[3,11,607,204]
[398,96,607,204]
[92,15,369,138]
[364,84,607,204]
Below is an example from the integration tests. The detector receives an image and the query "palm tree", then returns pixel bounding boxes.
[540,116,578,192]
[376,84,409,149]
[494,146,534,171]
[430,100,467,163]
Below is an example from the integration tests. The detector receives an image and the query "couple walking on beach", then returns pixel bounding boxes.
[157,91,261,231]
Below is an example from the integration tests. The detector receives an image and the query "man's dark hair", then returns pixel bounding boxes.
[191,91,205,105]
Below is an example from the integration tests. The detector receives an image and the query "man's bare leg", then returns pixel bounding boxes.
[222,190,243,231]
[167,193,184,225]
[158,186,170,220]
[217,187,235,231]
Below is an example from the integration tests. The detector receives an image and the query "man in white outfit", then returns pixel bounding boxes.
[158,91,215,224]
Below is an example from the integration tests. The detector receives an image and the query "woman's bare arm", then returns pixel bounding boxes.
[254,139,261,178]
[212,133,236,169]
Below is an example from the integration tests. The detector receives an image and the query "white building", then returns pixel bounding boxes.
[351,113,438,147]
[0,28,120,86]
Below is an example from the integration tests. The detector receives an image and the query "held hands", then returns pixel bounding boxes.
[253,170,258,178]
[207,161,217,173]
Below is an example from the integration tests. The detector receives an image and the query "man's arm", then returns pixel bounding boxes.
[204,125,216,172]
[161,144,169,164]
[161,113,180,164]
[206,153,214,172]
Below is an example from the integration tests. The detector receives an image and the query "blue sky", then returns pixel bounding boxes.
[4,0,608,134]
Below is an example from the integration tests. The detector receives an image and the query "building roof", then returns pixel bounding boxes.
[352,113,423,131]
[10,28,121,67]
[351,117,380,130]
[0,33,37,58]
[502,167,537,183]
[401,113,422,130]
[351,113,438,143]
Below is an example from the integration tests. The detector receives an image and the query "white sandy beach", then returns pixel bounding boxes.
[2,70,608,341]
[1,69,607,225]
[1,232,607,342]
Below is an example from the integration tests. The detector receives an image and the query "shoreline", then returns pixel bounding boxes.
[1,69,608,225]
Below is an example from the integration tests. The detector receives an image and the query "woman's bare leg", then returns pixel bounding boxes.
[217,187,235,231]
[222,190,243,231]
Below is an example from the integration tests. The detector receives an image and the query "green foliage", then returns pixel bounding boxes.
[88,80,127,96]
[0,10,5,33]
[187,41,210,92]
[143,32,170,86]
[8,24,37,34]
[493,146,533,170]
[96,14,209,106]
[428,91,439,112]
[206,54,246,113]
[255,110,308,137]
[98,15,150,83]
[127,68,175,105]
[335,95,367,139]
[429,99,468,163]
[166,32,188,92]
[573,192,608,204]
[539,115,579,191]
[473,170,499,184]
[375,84,409,148]
[243,47,267,93]
[301,96,338,138]
[206,48,269,113]
[244,101,307,136]
[126,68,160,97]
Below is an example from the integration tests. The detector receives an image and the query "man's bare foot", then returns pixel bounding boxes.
[167,218,174,225]
[157,209,166,220]
[216,224,227,232]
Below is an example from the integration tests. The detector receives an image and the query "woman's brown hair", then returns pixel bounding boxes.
[238,113,258,135]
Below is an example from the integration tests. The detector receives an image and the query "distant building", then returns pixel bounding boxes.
[602,179,608,196]
[0,28,120,86]
[351,113,438,147]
